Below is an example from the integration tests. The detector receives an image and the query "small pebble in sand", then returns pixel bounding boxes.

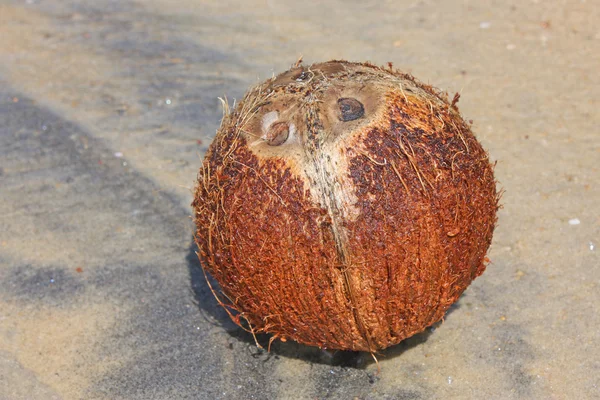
[480,21,491,29]
[568,218,580,225]
[590,242,595,251]
[114,152,123,158]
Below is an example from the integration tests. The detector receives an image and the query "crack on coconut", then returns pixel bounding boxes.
[302,94,376,353]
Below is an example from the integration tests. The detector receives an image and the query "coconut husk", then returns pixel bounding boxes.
[192,60,499,352]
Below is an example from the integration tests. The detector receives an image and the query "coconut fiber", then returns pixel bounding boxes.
[192,60,499,353]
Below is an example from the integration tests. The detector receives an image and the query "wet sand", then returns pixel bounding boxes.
[0,0,598,398]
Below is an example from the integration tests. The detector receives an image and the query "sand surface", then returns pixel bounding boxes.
[0,0,598,398]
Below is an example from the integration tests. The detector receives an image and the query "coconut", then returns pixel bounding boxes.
[192,60,498,353]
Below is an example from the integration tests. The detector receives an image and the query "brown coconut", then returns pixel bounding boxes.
[192,60,498,353]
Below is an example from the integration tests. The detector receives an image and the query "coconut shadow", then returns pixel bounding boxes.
[187,239,458,369]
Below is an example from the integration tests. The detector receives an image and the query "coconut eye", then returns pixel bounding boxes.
[338,98,364,121]
[265,121,290,146]
[296,71,310,82]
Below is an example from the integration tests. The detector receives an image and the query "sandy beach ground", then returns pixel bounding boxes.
[0,0,598,398]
